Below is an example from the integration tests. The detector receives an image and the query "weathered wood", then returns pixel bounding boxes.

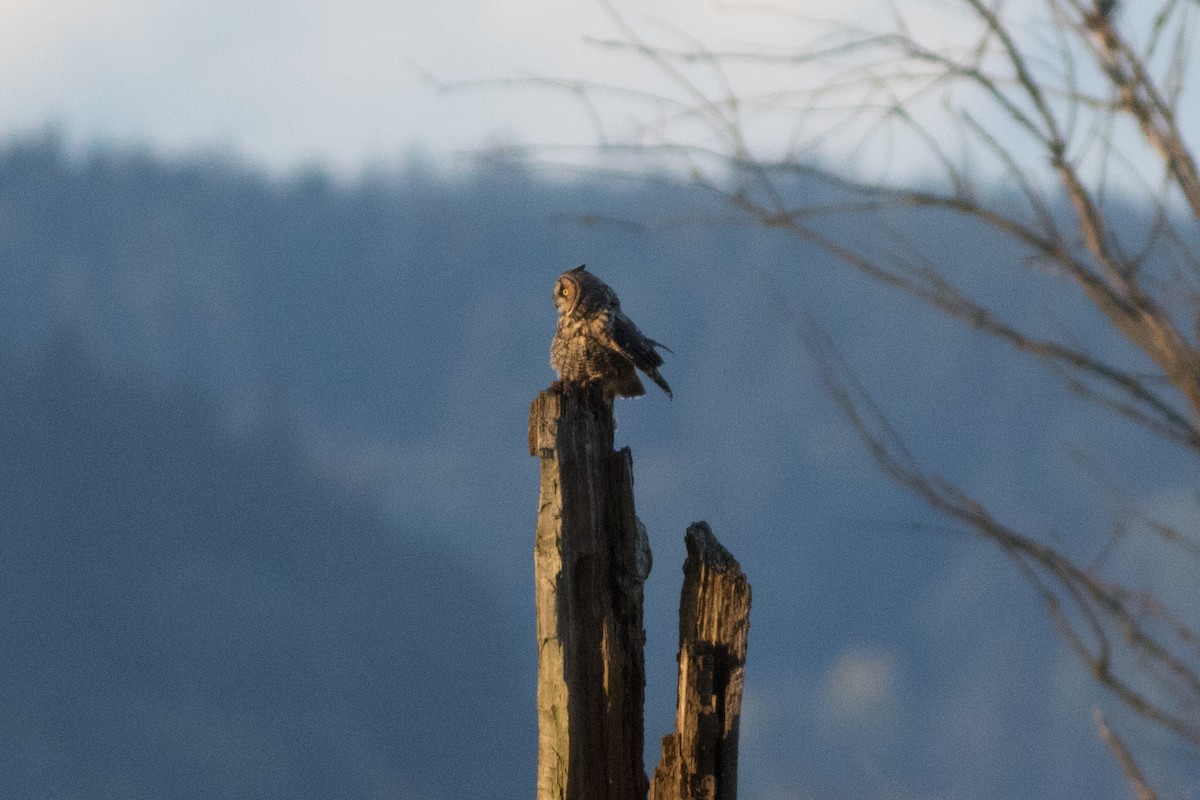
[530,385,652,800]
[650,522,751,800]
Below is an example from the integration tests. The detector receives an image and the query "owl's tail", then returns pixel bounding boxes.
[648,340,673,399]
[646,367,673,399]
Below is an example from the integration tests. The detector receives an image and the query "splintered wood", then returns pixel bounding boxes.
[650,522,751,800]
[529,385,749,800]
[529,386,650,800]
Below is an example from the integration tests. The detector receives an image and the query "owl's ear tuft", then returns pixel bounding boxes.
[570,264,587,273]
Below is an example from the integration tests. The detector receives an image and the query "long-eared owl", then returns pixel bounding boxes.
[550,265,672,399]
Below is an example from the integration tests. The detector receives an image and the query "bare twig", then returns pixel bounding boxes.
[495,0,1200,784]
[1093,708,1159,800]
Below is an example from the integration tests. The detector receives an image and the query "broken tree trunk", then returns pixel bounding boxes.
[529,386,652,800]
[650,522,752,800]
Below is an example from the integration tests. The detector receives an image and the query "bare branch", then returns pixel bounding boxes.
[508,0,1200,783]
[1081,3,1200,219]
[1093,708,1159,800]
[805,325,1200,750]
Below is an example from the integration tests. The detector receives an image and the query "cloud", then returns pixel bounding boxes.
[820,645,899,725]
[1,0,1155,185]
[0,1,491,171]
[0,0,876,172]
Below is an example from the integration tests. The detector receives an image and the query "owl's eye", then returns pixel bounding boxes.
[558,284,570,296]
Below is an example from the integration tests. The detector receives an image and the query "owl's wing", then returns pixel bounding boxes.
[608,311,673,399]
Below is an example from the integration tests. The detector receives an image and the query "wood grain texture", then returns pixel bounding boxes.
[530,385,651,800]
[650,522,751,800]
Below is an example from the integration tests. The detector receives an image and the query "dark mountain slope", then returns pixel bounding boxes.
[0,333,531,799]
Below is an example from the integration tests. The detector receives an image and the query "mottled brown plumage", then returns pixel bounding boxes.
[550,265,672,399]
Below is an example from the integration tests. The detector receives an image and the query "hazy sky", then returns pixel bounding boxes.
[0,0,882,173]
[4,1,1182,185]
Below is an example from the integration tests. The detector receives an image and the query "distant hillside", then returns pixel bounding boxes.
[1,131,1191,797]
[0,333,531,799]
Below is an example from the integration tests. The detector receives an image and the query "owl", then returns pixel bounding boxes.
[550,265,672,399]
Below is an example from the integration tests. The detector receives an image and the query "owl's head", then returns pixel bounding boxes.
[552,264,609,317]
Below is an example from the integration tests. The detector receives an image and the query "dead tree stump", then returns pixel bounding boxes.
[529,386,651,800]
[650,522,751,800]
[530,386,749,800]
